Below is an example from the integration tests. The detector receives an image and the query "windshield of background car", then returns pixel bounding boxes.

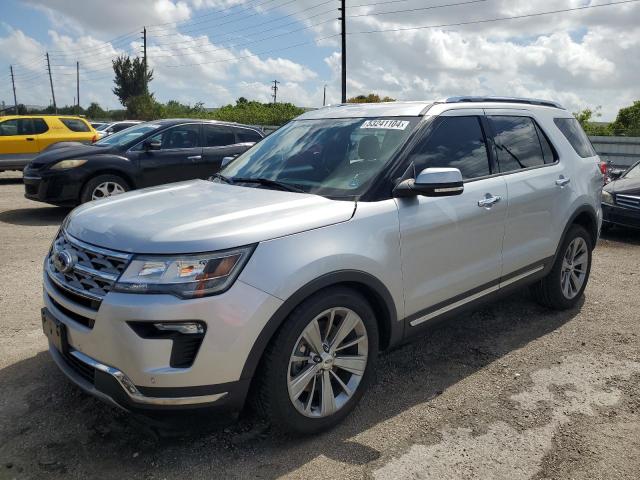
[624,162,640,179]
[220,117,420,197]
[94,123,161,147]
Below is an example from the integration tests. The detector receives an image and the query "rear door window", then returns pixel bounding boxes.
[235,129,262,143]
[488,116,546,172]
[553,118,597,158]
[204,125,235,147]
[60,118,91,132]
[408,116,491,180]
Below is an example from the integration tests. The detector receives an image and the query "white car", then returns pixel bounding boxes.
[42,97,602,434]
[95,120,142,139]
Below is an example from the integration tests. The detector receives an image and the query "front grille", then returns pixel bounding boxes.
[47,231,131,309]
[616,194,640,211]
[47,293,94,329]
[63,350,96,384]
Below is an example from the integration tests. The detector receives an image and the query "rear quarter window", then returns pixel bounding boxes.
[60,118,91,132]
[553,118,596,158]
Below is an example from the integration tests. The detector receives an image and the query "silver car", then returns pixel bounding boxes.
[42,97,603,433]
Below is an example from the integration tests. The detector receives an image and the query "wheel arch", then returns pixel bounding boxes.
[239,270,400,381]
[79,168,136,201]
[555,205,599,260]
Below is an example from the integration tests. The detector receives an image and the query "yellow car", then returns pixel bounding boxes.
[0,115,97,172]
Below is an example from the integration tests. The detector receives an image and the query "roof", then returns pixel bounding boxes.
[295,96,565,120]
[296,102,433,119]
[0,114,89,120]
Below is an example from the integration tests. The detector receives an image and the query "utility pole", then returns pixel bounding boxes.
[142,27,147,92]
[323,84,327,106]
[9,65,17,113]
[271,79,279,103]
[45,52,57,113]
[339,0,346,103]
[76,61,80,114]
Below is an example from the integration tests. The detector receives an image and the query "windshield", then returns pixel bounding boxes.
[623,162,640,179]
[220,117,419,197]
[95,124,110,131]
[95,123,161,147]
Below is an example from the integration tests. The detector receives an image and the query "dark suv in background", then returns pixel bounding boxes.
[23,119,263,205]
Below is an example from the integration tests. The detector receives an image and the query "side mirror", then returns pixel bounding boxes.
[144,139,162,151]
[608,169,623,180]
[221,155,237,168]
[393,167,464,198]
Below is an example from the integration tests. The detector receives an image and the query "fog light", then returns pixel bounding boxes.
[153,322,204,335]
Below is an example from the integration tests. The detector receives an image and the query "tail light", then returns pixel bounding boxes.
[91,134,97,143]
[599,161,607,175]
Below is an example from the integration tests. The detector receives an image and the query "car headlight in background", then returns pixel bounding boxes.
[114,245,256,298]
[50,159,88,170]
[602,190,614,205]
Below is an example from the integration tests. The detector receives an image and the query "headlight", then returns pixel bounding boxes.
[602,190,614,205]
[113,245,255,299]
[50,159,88,170]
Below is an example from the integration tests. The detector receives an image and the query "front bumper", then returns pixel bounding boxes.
[23,165,85,205]
[602,203,640,229]
[43,267,283,412]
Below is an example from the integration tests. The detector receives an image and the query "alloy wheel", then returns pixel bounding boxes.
[560,237,588,299]
[287,307,369,418]
[91,181,125,200]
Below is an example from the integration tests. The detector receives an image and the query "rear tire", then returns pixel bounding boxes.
[531,225,593,310]
[80,174,129,204]
[256,287,379,435]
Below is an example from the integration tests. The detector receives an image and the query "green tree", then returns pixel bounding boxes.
[347,93,396,103]
[573,107,610,136]
[112,55,154,107]
[610,100,640,136]
[126,93,162,121]
[86,102,106,120]
[212,99,304,125]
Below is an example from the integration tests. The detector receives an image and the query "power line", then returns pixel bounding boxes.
[348,0,489,18]
[148,0,281,32]
[162,33,340,68]
[149,17,337,59]
[149,6,336,50]
[348,0,640,34]
[151,0,305,38]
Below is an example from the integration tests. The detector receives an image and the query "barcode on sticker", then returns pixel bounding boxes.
[360,119,409,130]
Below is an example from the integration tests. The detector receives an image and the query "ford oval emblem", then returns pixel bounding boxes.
[53,250,76,274]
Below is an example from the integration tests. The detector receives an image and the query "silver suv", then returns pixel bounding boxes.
[42,97,603,434]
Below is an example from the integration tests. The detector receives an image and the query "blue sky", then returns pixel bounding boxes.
[1,0,639,119]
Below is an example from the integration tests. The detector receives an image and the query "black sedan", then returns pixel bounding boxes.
[602,160,640,230]
[23,119,263,206]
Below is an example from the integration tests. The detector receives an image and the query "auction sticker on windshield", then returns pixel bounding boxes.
[361,119,410,130]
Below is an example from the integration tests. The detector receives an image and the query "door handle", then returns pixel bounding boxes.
[26,137,35,141]
[477,195,502,208]
[187,155,202,161]
[556,176,570,187]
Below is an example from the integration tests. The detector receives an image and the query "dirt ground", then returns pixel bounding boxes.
[1,170,639,480]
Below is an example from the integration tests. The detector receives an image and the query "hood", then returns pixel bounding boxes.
[31,143,115,167]
[604,177,640,195]
[65,180,356,254]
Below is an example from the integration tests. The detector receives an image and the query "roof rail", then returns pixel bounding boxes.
[444,96,564,109]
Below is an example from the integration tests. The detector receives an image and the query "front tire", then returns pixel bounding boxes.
[256,287,379,434]
[531,224,593,310]
[80,174,129,204]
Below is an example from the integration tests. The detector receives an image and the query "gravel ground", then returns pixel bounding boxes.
[0,170,639,480]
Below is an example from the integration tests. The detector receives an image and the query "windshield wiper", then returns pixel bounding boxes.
[232,177,306,193]
[210,173,234,184]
